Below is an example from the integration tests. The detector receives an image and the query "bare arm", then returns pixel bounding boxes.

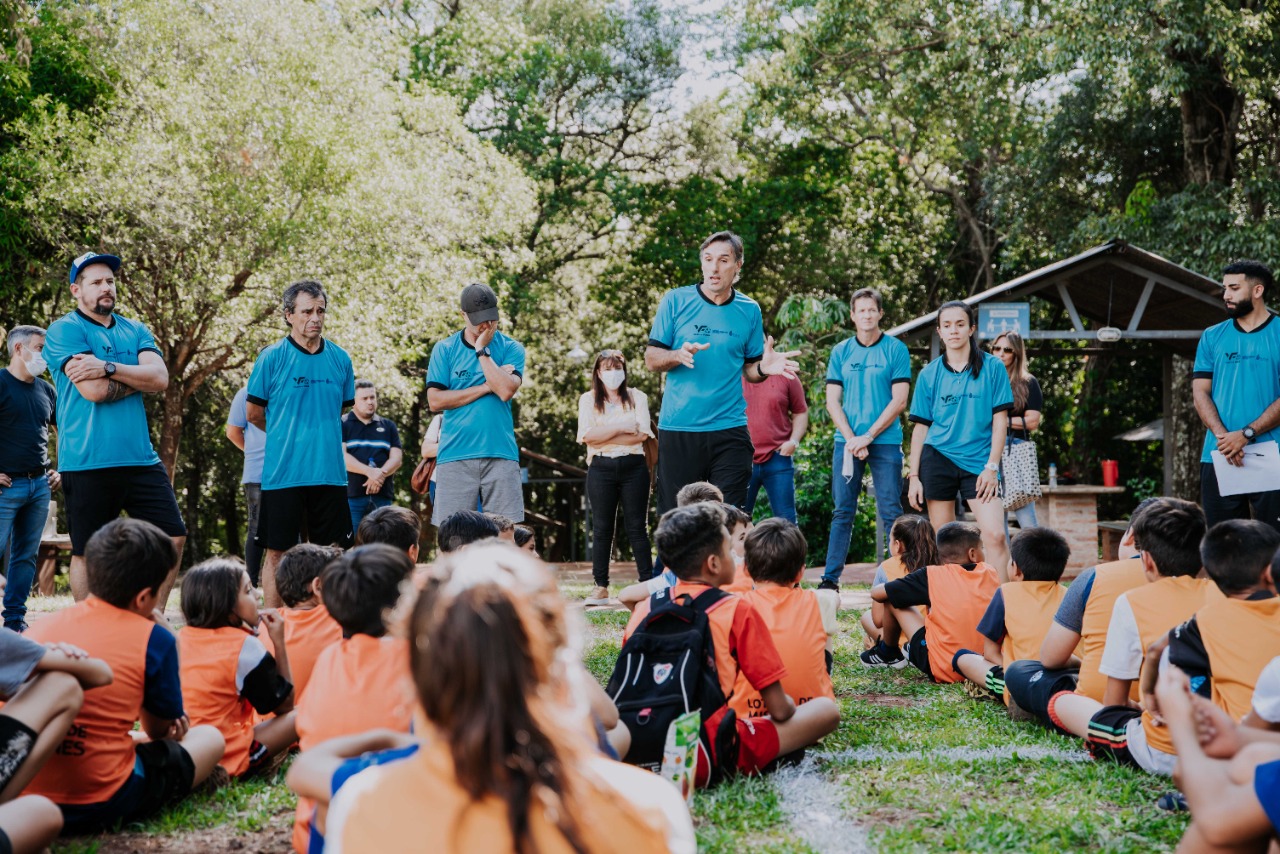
[646,343,701,373]
[67,351,169,403]
[906,421,929,509]
[582,424,645,445]
[225,424,246,451]
[478,354,520,402]
[983,636,1004,667]
[427,385,491,412]
[36,644,114,688]
[1193,377,1228,436]
[870,583,889,603]
[420,437,439,458]
[826,385,855,442]
[383,447,403,475]
[344,449,373,475]
[1011,409,1042,433]
[286,729,419,803]
[788,411,809,445]
[1102,676,1135,709]
[760,681,796,723]
[1038,623,1081,670]
[246,401,266,431]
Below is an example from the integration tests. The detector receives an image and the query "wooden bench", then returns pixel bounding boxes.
[1098,520,1129,563]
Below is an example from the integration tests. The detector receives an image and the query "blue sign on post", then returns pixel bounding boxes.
[978,302,1030,340]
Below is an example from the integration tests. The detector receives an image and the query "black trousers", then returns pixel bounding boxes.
[1201,463,1280,533]
[587,454,653,586]
[654,426,754,515]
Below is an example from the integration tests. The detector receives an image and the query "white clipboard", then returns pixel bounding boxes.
[1211,440,1280,497]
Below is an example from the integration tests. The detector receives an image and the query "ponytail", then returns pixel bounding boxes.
[891,515,939,574]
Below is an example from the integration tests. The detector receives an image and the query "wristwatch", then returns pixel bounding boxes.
[983,462,999,473]
[103,361,117,378]
[1244,426,1257,442]
[478,347,492,359]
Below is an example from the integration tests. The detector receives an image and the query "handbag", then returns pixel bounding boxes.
[410,457,436,496]
[999,436,1042,510]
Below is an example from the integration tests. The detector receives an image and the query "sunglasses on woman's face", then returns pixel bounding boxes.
[990,346,1015,354]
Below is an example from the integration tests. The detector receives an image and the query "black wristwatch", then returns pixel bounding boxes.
[1243,426,1257,442]
[103,361,117,378]
[478,347,492,359]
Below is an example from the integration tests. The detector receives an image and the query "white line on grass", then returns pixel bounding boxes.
[773,758,871,854]
[819,744,1089,763]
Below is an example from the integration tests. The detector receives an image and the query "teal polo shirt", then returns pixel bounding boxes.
[648,284,765,432]
[43,309,163,472]
[425,330,525,464]
[826,333,912,445]
[1193,314,1280,463]
[246,336,355,489]
[909,351,1014,474]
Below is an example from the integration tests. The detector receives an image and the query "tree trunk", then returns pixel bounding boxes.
[1175,55,1244,186]
[158,379,186,482]
[1168,355,1202,501]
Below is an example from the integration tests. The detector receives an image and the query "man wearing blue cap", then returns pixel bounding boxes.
[42,252,186,606]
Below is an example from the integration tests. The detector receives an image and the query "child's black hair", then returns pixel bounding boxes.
[1130,497,1205,578]
[654,504,728,581]
[85,518,177,608]
[438,510,500,553]
[1009,527,1071,582]
[718,502,751,530]
[890,515,937,573]
[181,557,248,629]
[356,506,422,554]
[513,525,535,549]
[276,543,341,608]
[321,544,414,637]
[1203,519,1280,595]
[935,521,982,564]
[743,518,807,585]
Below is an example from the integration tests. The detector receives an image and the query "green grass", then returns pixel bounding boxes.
[52,585,1188,852]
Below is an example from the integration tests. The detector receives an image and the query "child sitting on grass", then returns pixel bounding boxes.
[860,515,937,649]
[436,510,500,553]
[729,519,837,720]
[356,505,421,563]
[293,543,417,853]
[621,504,839,785]
[178,557,297,777]
[24,518,225,834]
[862,521,998,683]
[1044,498,1213,776]
[266,544,343,699]
[617,481,723,610]
[952,527,1072,707]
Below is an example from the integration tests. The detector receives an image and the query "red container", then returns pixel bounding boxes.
[1102,459,1119,487]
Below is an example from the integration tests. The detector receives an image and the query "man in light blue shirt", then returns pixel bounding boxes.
[226,384,266,584]
[426,283,526,526]
[644,231,800,512]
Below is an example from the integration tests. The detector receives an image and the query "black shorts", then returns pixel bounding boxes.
[1083,704,1143,768]
[61,463,187,556]
[0,715,36,793]
[654,426,754,514]
[1201,463,1280,533]
[919,445,979,502]
[60,739,196,834]
[905,626,932,679]
[255,485,354,551]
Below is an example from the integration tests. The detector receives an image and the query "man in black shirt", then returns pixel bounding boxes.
[0,326,61,632]
[341,379,403,534]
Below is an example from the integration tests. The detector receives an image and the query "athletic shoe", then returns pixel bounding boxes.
[1156,791,1188,812]
[817,579,840,592]
[961,678,991,700]
[860,641,908,669]
[584,586,610,606]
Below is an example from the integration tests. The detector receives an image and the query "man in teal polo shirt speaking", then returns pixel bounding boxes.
[426,283,526,526]
[644,231,801,513]
[43,252,187,607]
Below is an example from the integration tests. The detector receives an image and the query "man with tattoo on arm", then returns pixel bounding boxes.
[42,253,186,608]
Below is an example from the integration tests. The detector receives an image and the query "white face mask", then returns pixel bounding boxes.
[600,369,625,390]
[25,355,47,376]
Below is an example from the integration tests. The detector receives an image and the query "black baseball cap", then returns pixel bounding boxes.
[460,283,499,324]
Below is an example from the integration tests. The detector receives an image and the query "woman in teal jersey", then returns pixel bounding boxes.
[906,302,1014,577]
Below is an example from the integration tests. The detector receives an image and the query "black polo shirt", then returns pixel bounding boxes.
[341,412,401,499]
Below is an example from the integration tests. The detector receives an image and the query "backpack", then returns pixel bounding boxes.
[606,587,740,786]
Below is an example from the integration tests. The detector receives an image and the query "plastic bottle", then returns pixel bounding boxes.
[1048,463,1058,488]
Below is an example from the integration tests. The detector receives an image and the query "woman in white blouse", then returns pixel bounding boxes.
[577,350,654,605]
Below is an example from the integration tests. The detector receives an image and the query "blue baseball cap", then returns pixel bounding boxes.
[69,252,121,284]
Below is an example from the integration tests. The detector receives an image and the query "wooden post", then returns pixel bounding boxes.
[1163,352,1174,497]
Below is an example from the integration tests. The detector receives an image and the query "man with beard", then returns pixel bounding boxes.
[42,253,186,605]
[1193,260,1280,532]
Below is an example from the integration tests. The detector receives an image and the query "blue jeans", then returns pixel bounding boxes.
[745,452,797,523]
[823,442,903,584]
[348,494,392,535]
[0,475,51,628]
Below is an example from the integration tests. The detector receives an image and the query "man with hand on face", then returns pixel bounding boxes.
[645,231,801,512]
[1193,260,1280,532]
[42,253,186,609]
[0,325,61,632]
[342,379,403,532]
[425,283,526,527]
[246,280,356,608]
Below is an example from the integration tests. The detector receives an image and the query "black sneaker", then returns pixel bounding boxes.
[817,579,840,592]
[860,641,908,669]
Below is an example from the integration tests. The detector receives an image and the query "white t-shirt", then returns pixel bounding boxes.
[1098,593,1144,681]
[1252,657,1280,723]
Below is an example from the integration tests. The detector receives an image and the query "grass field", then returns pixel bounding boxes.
[44,583,1189,853]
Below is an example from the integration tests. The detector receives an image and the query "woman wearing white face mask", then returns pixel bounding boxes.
[577,350,653,605]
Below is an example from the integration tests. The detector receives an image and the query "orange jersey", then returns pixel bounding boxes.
[624,582,787,702]
[998,581,1068,704]
[921,563,999,684]
[25,598,177,804]
[259,603,341,699]
[723,561,753,595]
[1196,595,1280,722]
[293,634,416,852]
[731,586,834,718]
[1076,559,1147,702]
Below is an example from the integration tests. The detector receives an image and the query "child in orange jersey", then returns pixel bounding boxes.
[23,519,225,834]
[355,505,421,562]
[718,503,754,595]
[292,544,417,852]
[730,519,837,721]
[952,527,1072,705]
[617,481,723,610]
[860,515,937,648]
[620,504,839,785]
[269,544,343,699]
[321,542,696,854]
[862,521,999,681]
[178,558,297,777]
[1047,498,1212,775]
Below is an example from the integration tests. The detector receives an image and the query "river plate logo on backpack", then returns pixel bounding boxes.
[653,663,674,685]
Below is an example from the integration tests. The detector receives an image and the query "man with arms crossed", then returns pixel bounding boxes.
[247,280,355,607]
[43,252,186,607]
[645,231,800,513]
